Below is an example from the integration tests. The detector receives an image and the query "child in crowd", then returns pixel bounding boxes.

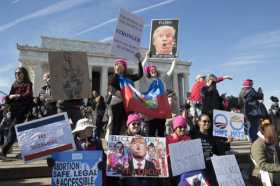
[165,115,191,185]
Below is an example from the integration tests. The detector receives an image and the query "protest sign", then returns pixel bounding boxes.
[169,139,205,176]
[15,113,76,162]
[48,51,91,100]
[51,151,103,186]
[213,109,245,139]
[106,135,169,177]
[260,170,272,186]
[149,19,179,58]
[111,8,144,60]
[211,155,245,186]
[178,170,210,186]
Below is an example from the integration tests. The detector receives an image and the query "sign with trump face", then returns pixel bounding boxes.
[106,135,169,177]
[149,19,179,58]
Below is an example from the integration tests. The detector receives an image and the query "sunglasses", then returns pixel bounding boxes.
[201,120,210,123]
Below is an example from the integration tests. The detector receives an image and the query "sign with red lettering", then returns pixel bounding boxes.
[106,135,169,177]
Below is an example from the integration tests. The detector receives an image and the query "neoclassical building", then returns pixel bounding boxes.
[17,36,191,105]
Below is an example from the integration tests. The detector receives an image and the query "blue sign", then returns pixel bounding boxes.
[51,151,103,186]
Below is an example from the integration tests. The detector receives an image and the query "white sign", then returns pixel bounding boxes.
[213,109,245,139]
[15,113,76,162]
[111,8,144,60]
[211,155,245,186]
[260,170,272,186]
[169,139,205,176]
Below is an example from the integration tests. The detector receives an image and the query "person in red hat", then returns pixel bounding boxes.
[239,79,266,142]
[109,54,144,135]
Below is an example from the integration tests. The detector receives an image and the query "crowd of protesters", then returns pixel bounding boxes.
[0,52,279,186]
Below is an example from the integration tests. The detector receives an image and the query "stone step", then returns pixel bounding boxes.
[0,143,51,180]
[0,140,252,182]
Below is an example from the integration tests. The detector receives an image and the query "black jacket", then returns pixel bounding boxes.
[201,83,222,115]
[110,62,143,92]
[239,87,264,117]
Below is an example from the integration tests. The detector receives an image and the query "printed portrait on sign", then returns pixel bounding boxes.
[149,19,179,58]
[106,135,169,177]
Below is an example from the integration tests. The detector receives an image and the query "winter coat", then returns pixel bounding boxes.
[251,136,280,185]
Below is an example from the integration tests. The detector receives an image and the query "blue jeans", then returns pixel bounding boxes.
[247,116,260,142]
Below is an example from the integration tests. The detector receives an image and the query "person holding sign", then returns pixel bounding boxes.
[141,55,176,137]
[166,115,191,157]
[192,114,231,185]
[166,115,191,185]
[117,113,159,186]
[0,67,33,159]
[109,55,143,135]
[251,118,280,185]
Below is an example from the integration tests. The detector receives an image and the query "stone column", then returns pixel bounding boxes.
[33,64,43,96]
[172,72,180,106]
[101,66,108,96]
[183,72,190,97]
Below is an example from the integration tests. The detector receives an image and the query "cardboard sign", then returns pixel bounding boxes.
[111,8,144,60]
[48,51,91,100]
[15,113,76,162]
[149,19,179,58]
[213,109,245,139]
[169,139,205,176]
[106,135,169,177]
[211,155,245,186]
[52,151,103,186]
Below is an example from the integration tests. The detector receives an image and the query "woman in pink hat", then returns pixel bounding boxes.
[141,54,177,137]
[166,115,191,157]
[109,54,144,135]
[239,79,266,142]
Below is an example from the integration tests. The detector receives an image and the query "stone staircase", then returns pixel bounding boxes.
[0,140,253,185]
[0,144,51,181]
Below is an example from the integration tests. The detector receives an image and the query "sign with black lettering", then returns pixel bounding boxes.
[211,155,245,186]
[52,151,103,186]
[111,8,144,61]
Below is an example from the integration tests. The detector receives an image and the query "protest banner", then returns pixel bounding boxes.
[15,113,76,162]
[169,139,205,176]
[51,151,103,186]
[48,51,91,100]
[111,8,144,60]
[211,155,245,186]
[213,109,245,139]
[106,135,169,177]
[149,19,179,58]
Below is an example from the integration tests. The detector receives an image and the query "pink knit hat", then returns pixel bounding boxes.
[144,65,157,74]
[115,58,128,70]
[126,113,142,127]
[172,116,187,130]
[242,79,253,88]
